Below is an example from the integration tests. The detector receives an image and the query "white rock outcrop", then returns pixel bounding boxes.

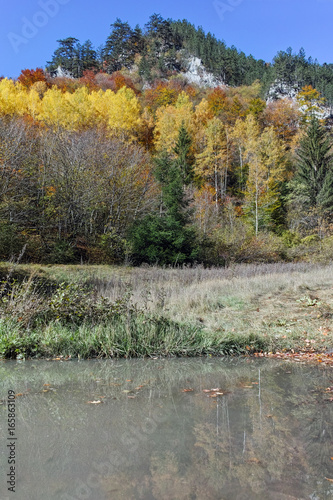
[50,66,74,78]
[182,57,223,88]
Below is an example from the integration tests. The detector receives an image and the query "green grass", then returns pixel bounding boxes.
[0,316,270,359]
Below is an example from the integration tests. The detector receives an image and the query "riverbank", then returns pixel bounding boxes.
[0,262,332,360]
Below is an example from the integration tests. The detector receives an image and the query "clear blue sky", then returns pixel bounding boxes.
[1,0,332,79]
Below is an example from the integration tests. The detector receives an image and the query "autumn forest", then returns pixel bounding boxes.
[1,14,333,265]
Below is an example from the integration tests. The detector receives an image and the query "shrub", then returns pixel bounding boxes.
[237,233,286,263]
[48,239,76,264]
[0,224,25,260]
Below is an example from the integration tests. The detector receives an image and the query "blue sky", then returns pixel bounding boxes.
[1,0,332,78]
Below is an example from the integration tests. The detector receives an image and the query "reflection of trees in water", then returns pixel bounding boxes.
[98,363,333,500]
[0,359,332,499]
[287,367,333,499]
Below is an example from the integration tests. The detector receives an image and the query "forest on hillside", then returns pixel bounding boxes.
[45,14,333,105]
[0,14,333,265]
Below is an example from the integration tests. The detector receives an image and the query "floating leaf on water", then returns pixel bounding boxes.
[247,458,261,464]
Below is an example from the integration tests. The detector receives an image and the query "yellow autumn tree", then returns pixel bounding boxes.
[36,85,142,135]
[154,92,194,154]
[38,86,74,128]
[230,118,248,192]
[193,98,213,152]
[27,88,42,120]
[241,115,286,235]
[195,117,227,209]
[0,79,28,116]
[89,86,142,138]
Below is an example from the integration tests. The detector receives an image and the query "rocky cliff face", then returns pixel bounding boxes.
[267,80,332,119]
[182,56,224,88]
[266,81,300,103]
[49,65,74,79]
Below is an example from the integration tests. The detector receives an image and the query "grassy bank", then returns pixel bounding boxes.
[0,262,332,359]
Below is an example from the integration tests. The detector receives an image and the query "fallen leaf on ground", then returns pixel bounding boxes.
[87,400,103,404]
[182,388,194,392]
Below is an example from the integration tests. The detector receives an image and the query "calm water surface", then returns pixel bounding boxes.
[0,357,332,500]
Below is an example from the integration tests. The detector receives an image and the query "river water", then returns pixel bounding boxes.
[0,357,332,500]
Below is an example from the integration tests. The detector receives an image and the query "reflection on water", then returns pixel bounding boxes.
[0,357,332,500]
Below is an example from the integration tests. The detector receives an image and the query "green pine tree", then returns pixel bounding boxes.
[128,127,198,265]
[79,40,97,72]
[173,122,194,186]
[103,19,134,73]
[294,117,333,212]
[46,37,80,77]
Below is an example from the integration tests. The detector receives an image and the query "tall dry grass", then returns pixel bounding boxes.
[88,262,333,331]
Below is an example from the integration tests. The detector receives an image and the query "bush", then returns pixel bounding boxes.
[48,239,76,264]
[99,230,131,264]
[0,224,25,260]
[128,214,199,265]
[280,230,302,248]
[237,233,286,263]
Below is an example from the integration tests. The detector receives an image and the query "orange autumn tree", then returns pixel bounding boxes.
[262,99,300,143]
[207,87,227,116]
[144,82,180,114]
[17,68,47,88]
